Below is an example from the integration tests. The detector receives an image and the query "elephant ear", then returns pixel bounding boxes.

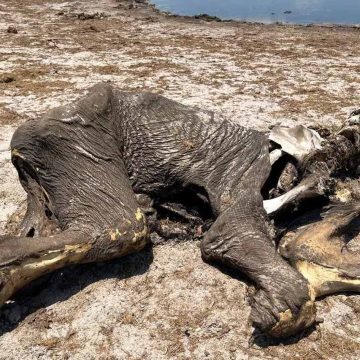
[269,125,323,162]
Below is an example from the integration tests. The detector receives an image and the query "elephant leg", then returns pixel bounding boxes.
[200,146,315,337]
[0,202,148,305]
[0,230,90,305]
[0,175,148,307]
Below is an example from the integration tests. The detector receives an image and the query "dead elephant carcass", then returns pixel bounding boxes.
[1,82,360,338]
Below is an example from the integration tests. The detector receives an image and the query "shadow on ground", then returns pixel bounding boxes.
[0,245,154,335]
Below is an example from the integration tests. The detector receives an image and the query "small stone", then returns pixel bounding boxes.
[7,25,18,34]
[0,76,15,84]
[89,25,100,32]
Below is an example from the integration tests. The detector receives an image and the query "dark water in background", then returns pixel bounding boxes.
[151,0,360,25]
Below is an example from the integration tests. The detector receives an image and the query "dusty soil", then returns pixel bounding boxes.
[0,0,360,359]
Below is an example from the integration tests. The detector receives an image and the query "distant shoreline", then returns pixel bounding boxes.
[142,0,360,29]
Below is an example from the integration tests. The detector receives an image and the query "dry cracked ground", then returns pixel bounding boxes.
[0,0,360,359]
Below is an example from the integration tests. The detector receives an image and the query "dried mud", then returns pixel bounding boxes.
[0,0,360,359]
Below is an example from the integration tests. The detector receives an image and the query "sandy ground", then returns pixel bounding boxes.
[0,0,360,359]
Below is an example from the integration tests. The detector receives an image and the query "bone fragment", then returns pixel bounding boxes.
[269,125,322,162]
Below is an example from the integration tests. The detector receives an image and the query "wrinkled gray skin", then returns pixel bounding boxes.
[2,83,310,333]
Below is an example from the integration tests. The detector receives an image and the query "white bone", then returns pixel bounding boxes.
[263,183,308,214]
[269,148,283,165]
[269,125,322,162]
